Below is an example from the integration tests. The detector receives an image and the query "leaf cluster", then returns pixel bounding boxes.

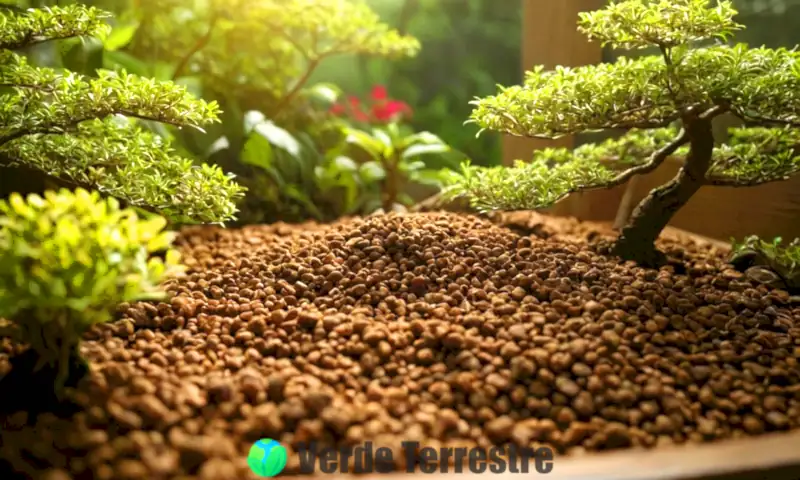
[470,45,800,138]
[730,234,800,291]
[450,0,800,212]
[0,188,182,389]
[342,123,463,209]
[238,109,462,220]
[577,0,741,49]
[446,125,800,211]
[128,0,420,110]
[0,3,111,50]
[0,5,245,224]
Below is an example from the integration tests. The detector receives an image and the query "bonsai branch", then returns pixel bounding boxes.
[172,16,218,80]
[0,83,53,91]
[2,33,90,52]
[612,117,715,264]
[732,110,800,129]
[269,39,347,119]
[0,112,200,147]
[501,115,679,139]
[704,174,794,187]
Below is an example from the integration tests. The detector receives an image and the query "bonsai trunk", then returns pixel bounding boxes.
[382,156,400,211]
[611,117,714,265]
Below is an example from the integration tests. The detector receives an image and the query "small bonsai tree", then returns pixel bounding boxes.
[116,0,420,222]
[730,235,800,292]
[0,4,245,224]
[0,189,182,396]
[128,0,420,119]
[447,0,800,265]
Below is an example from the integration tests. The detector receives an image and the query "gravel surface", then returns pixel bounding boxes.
[1,211,799,479]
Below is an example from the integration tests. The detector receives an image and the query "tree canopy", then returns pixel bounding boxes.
[128,0,420,115]
[450,0,800,213]
[0,4,245,224]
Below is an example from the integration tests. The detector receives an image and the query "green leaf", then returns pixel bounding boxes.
[331,155,358,172]
[359,161,386,182]
[400,160,426,172]
[241,133,273,170]
[372,128,395,154]
[401,143,450,160]
[410,168,450,187]
[103,22,139,51]
[345,129,385,159]
[306,82,341,107]
[401,131,444,147]
[254,121,301,157]
[102,50,148,75]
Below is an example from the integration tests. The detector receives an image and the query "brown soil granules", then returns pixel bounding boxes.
[1,212,799,479]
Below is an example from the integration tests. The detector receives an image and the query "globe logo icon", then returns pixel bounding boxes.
[248,438,288,477]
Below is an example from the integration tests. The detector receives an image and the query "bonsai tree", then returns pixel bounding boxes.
[447,0,800,265]
[0,4,245,224]
[111,0,420,222]
[126,0,420,119]
[0,189,182,400]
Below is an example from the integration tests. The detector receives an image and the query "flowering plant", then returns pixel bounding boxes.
[330,85,412,125]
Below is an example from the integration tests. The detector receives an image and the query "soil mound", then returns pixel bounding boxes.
[1,212,798,479]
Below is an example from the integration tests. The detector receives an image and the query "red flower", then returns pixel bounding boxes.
[371,85,388,101]
[372,100,412,122]
[353,110,369,122]
[328,86,413,124]
[329,103,346,115]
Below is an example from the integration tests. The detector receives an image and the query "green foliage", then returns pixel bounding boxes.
[127,0,419,114]
[446,124,800,211]
[730,235,800,291]
[0,3,110,50]
[470,44,800,139]
[578,0,742,49]
[238,110,462,220]
[316,0,521,166]
[444,127,680,211]
[0,4,245,224]
[0,188,182,392]
[451,0,800,216]
[100,0,420,223]
[342,123,463,210]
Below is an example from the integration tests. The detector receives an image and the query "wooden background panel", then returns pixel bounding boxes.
[501,0,604,168]
[502,0,604,220]
[290,430,800,480]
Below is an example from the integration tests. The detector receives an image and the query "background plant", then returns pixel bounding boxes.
[110,0,420,223]
[314,0,521,166]
[341,120,463,212]
[447,0,800,265]
[729,235,800,291]
[0,188,182,394]
[0,3,245,224]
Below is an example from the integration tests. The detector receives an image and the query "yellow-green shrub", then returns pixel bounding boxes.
[0,188,183,393]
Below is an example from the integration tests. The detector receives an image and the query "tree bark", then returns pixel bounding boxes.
[611,117,714,265]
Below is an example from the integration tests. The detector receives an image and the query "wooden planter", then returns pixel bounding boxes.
[293,430,800,479]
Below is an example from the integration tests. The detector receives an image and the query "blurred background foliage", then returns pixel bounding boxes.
[311,0,522,166]
[3,0,800,223]
[1,0,515,224]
